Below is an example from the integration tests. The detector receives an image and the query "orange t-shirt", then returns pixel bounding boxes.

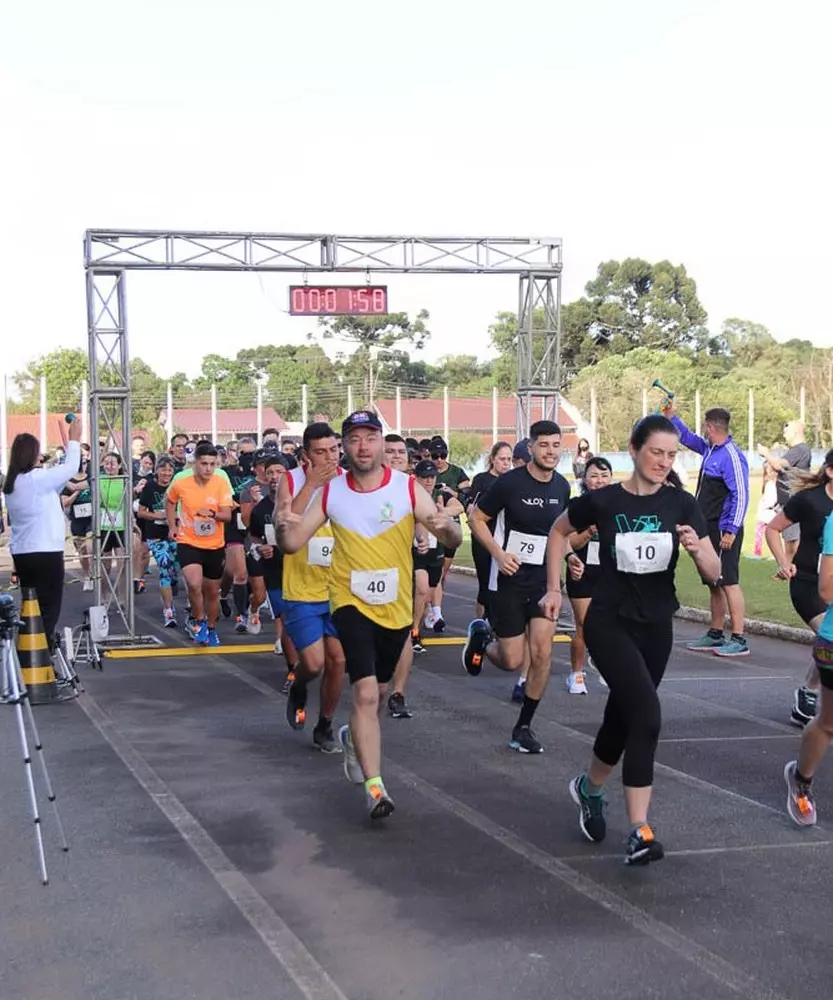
[167,473,233,550]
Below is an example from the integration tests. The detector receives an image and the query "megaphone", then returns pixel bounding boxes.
[651,379,676,413]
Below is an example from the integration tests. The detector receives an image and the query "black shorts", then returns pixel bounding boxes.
[566,573,595,601]
[225,517,246,546]
[790,577,827,626]
[413,553,443,588]
[101,530,124,553]
[246,553,265,578]
[442,545,458,560]
[177,544,225,581]
[332,605,410,685]
[707,525,744,587]
[489,584,548,639]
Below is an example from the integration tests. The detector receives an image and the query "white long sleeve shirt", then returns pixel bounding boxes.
[6,441,81,555]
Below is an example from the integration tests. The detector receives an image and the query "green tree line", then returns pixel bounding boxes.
[10,259,832,449]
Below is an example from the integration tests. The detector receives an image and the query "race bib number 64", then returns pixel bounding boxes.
[615,532,673,575]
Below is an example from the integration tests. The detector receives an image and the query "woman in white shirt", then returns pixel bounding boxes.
[3,417,82,646]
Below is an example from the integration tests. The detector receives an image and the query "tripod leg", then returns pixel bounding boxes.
[21,696,69,852]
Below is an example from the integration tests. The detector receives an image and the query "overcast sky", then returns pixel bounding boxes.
[2,0,830,385]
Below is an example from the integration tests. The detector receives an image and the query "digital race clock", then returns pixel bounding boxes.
[288,285,388,316]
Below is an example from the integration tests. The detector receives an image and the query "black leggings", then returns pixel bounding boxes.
[471,537,492,613]
[583,606,674,788]
[12,551,65,649]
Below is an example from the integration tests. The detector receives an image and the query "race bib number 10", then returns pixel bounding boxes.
[615,532,673,575]
[308,536,334,567]
[506,530,546,566]
[350,568,398,606]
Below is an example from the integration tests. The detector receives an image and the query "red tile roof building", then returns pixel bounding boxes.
[158,408,288,441]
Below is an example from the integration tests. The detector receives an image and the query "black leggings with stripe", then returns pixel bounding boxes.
[584,606,674,788]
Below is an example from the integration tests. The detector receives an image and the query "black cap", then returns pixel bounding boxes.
[512,438,532,462]
[414,459,439,478]
[341,410,383,436]
[253,448,270,466]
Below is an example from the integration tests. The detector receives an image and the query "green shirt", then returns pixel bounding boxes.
[100,476,127,531]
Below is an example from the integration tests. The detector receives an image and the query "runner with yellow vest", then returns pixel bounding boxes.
[277,410,462,820]
[279,422,346,754]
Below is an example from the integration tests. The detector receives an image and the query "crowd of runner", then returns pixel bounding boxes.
[12,408,833,862]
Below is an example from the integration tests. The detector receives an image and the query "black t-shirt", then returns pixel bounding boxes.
[64,478,93,536]
[469,471,500,508]
[249,495,283,590]
[138,478,171,541]
[477,465,572,591]
[435,463,469,493]
[783,485,833,582]
[567,483,707,622]
[776,444,812,508]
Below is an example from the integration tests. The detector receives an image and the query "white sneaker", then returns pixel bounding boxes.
[82,579,94,592]
[423,606,437,629]
[339,725,364,784]
[566,671,588,695]
[273,638,283,655]
[247,614,262,636]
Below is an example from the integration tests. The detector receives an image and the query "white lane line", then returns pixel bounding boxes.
[204,654,792,1000]
[388,763,790,1000]
[76,695,351,1000]
[658,734,796,744]
[556,839,833,863]
[663,676,794,682]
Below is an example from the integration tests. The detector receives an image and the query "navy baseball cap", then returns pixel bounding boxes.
[512,438,532,462]
[341,410,383,436]
[414,459,439,478]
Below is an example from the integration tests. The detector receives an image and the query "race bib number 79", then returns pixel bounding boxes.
[615,532,673,575]
[350,568,398,606]
[506,530,546,566]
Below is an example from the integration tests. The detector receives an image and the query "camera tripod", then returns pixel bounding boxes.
[1,605,69,885]
[68,611,103,671]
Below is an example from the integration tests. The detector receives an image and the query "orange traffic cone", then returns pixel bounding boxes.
[16,588,71,704]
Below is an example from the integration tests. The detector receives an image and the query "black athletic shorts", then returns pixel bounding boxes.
[442,545,458,560]
[707,525,744,587]
[246,553,265,578]
[489,584,548,639]
[413,552,443,588]
[332,605,410,686]
[790,577,827,626]
[177,543,225,581]
[101,530,124,554]
[566,573,595,601]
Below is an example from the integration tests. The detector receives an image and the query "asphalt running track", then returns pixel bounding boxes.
[0,570,830,1000]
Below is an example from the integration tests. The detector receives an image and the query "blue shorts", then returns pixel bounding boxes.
[267,588,286,619]
[283,600,338,652]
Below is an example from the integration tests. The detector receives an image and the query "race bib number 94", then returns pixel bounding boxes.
[350,568,398,606]
[308,536,334,567]
[615,532,673,575]
[506,530,546,566]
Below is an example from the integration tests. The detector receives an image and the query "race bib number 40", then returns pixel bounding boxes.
[506,530,546,566]
[350,568,398,606]
[308,536,334,567]
[615,532,673,575]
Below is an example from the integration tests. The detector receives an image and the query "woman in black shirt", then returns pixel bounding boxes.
[468,441,512,620]
[564,456,613,695]
[541,415,720,866]
[765,450,833,727]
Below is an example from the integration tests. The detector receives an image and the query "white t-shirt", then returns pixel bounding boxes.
[6,441,81,555]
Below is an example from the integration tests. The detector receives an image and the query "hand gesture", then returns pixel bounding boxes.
[719,532,736,551]
[260,545,274,560]
[538,588,562,621]
[567,553,585,581]
[774,561,797,581]
[496,550,521,576]
[676,524,700,555]
[250,485,263,504]
[275,495,302,530]
[414,527,430,555]
[306,462,339,488]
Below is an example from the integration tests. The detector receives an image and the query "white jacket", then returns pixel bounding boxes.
[6,441,81,555]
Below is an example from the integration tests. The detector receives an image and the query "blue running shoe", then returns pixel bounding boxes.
[193,619,209,645]
[462,619,490,676]
[206,628,221,647]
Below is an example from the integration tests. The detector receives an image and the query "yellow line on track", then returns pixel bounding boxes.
[105,634,571,659]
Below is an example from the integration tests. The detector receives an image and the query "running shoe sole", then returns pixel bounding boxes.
[339,726,364,784]
[369,796,395,820]
[312,732,342,754]
[569,777,602,843]
[712,647,750,658]
[784,761,817,826]
[286,684,307,730]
